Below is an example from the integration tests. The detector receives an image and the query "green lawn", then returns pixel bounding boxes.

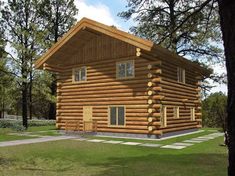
[0,126,58,142]
[0,129,227,176]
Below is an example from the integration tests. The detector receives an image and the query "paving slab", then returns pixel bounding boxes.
[191,138,210,141]
[173,142,194,146]
[87,139,106,143]
[103,140,123,144]
[73,138,87,141]
[121,142,141,146]
[139,143,162,147]
[197,136,215,140]
[183,140,204,143]
[0,136,76,147]
[161,145,187,149]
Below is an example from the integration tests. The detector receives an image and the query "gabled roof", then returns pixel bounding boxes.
[34,18,154,69]
[35,17,211,76]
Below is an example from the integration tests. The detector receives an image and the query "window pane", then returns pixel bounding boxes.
[74,70,80,81]
[110,107,116,125]
[81,67,86,81]
[118,107,125,125]
[117,63,126,78]
[126,62,134,77]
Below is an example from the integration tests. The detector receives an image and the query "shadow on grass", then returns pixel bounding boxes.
[87,153,227,176]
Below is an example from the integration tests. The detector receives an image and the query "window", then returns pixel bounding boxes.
[173,107,179,118]
[161,106,167,127]
[190,107,195,121]
[116,60,134,79]
[109,106,125,126]
[73,67,86,82]
[177,67,185,83]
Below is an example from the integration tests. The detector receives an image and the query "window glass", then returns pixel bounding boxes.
[110,107,116,125]
[126,61,134,77]
[80,67,86,81]
[118,107,125,125]
[177,67,185,83]
[74,70,80,82]
[118,63,126,78]
[73,67,86,82]
[117,60,134,78]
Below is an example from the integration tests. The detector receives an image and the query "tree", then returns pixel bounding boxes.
[202,92,227,131]
[121,0,235,175]
[218,1,235,175]
[0,0,45,128]
[119,0,223,63]
[38,0,78,119]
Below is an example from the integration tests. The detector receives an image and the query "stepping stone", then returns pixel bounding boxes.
[161,145,187,149]
[209,133,224,137]
[103,140,123,144]
[197,136,215,140]
[173,142,194,146]
[121,142,141,146]
[183,140,204,143]
[139,143,162,147]
[191,138,209,141]
[87,139,105,143]
[73,138,87,141]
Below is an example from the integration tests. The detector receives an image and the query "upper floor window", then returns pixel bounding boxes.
[116,60,134,79]
[73,66,86,82]
[177,67,185,83]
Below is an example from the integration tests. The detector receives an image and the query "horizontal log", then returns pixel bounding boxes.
[152,78,161,83]
[152,95,165,100]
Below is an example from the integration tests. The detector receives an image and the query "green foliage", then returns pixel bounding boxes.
[119,0,223,63]
[0,120,25,131]
[0,119,55,131]
[202,92,227,130]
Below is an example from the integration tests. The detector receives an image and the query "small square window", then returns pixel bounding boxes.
[73,67,86,82]
[116,60,134,79]
[177,67,185,83]
[109,106,125,126]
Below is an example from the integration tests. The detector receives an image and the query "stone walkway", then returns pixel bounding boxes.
[72,132,224,150]
[0,136,76,147]
[0,132,224,149]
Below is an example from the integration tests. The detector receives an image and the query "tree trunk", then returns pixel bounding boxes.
[218,0,235,175]
[48,75,56,119]
[22,81,28,129]
[29,61,33,120]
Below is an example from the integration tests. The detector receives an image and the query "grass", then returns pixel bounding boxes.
[0,125,58,142]
[0,129,227,176]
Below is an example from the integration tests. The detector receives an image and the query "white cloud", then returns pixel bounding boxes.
[74,0,120,28]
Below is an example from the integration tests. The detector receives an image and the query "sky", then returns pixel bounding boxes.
[74,0,227,95]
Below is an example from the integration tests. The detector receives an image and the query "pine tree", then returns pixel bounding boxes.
[0,0,46,128]
[38,0,78,119]
[119,0,223,63]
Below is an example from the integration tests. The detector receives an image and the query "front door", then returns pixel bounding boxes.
[83,106,93,131]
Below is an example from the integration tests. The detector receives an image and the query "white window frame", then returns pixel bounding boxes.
[177,67,185,84]
[116,60,135,79]
[109,106,126,127]
[72,66,87,82]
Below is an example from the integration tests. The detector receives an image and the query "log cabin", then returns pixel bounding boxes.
[35,18,211,138]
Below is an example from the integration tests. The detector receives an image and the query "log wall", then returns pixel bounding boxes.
[52,33,202,136]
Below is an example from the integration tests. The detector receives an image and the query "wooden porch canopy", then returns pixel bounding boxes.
[34,17,211,77]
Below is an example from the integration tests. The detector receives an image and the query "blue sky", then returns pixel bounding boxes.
[74,0,227,94]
